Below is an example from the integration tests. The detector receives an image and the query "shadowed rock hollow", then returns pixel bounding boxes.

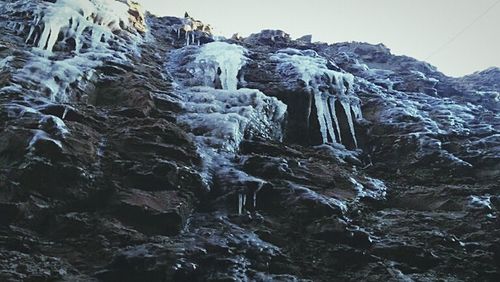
[0,1,499,281]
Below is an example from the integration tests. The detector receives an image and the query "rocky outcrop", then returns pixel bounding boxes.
[0,1,498,281]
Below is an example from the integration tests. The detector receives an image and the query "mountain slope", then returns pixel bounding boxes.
[0,1,499,281]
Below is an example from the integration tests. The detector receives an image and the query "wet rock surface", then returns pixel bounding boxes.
[0,1,499,281]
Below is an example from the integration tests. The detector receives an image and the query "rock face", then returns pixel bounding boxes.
[0,1,499,281]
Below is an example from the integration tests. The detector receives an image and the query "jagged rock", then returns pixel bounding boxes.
[110,189,194,236]
[296,35,313,44]
[244,29,292,46]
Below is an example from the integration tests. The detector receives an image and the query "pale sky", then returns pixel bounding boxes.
[139,0,500,77]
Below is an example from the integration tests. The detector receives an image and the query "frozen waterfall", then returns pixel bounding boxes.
[165,40,286,213]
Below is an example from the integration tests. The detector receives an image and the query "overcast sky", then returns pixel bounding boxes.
[139,0,500,77]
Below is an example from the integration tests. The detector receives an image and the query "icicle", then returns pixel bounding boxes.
[185,30,189,46]
[26,26,35,43]
[26,16,40,43]
[329,97,342,144]
[37,24,52,50]
[323,94,338,143]
[177,28,180,38]
[352,103,363,120]
[62,106,69,120]
[197,39,200,46]
[340,100,358,148]
[253,191,257,209]
[46,22,65,51]
[12,0,145,103]
[191,32,195,45]
[313,92,328,144]
[238,193,243,215]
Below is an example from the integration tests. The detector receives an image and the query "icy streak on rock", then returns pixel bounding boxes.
[0,56,14,69]
[351,103,363,120]
[28,130,63,150]
[166,46,286,195]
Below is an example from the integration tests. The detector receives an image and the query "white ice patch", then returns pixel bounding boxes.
[468,195,493,210]
[190,42,247,91]
[271,48,361,148]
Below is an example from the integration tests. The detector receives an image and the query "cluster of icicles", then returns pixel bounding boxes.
[26,0,135,53]
[272,48,362,148]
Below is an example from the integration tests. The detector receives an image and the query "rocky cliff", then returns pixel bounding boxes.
[0,1,499,281]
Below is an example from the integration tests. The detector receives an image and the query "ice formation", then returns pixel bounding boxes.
[165,42,285,212]
[189,42,248,91]
[175,86,285,210]
[25,0,141,52]
[271,48,362,148]
[177,87,287,153]
[1,0,145,102]
[468,195,493,210]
